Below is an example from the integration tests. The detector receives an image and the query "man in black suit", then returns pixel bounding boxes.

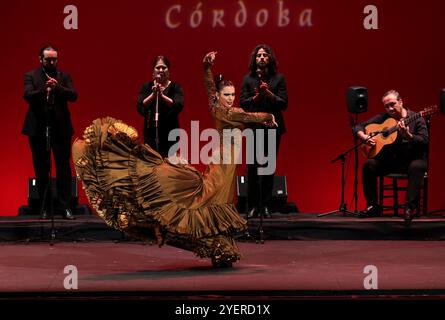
[22,45,77,219]
[240,44,288,218]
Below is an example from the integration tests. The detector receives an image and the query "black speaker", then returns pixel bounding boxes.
[236,175,248,198]
[236,176,289,213]
[26,177,79,214]
[271,176,288,203]
[440,89,445,115]
[347,86,368,114]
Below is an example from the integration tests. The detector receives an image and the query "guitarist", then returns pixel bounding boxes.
[353,90,428,222]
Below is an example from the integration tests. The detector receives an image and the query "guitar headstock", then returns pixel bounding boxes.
[420,105,438,117]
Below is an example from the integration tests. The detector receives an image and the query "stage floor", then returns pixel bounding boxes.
[1,240,445,297]
[1,211,445,313]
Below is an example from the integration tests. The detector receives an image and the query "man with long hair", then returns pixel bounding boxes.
[240,44,288,218]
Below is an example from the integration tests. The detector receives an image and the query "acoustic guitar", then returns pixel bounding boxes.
[362,105,438,158]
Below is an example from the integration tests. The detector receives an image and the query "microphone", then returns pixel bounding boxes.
[154,75,161,126]
[46,86,51,102]
[44,70,55,102]
[155,74,162,85]
[256,70,263,93]
[154,75,162,95]
[256,69,263,80]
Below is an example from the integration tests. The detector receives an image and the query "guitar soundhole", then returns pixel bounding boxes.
[381,127,389,140]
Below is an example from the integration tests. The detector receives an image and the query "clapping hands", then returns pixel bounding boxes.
[45,76,58,91]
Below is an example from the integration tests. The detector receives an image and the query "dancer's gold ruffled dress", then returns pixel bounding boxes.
[72,66,273,266]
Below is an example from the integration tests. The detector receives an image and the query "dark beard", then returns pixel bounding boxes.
[43,66,57,77]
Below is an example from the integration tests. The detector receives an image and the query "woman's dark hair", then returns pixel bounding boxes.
[214,74,233,92]
[248,44,277,76]
[152,55,170,68]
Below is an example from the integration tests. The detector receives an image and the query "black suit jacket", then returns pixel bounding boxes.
[22,68,77,138]
[239,73,288,135]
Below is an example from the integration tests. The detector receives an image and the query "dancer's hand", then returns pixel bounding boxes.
[264,114,278,128]
[203,51,217,67]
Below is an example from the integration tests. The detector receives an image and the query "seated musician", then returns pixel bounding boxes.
[353,90,429,221]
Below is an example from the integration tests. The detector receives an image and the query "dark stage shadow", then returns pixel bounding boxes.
[85,264,266,281]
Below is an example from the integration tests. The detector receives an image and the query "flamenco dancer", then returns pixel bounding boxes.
[72,52,277,267]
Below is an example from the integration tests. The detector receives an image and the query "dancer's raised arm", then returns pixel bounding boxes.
[203,51,217,108]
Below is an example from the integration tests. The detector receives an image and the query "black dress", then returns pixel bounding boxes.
[136,81,184,158]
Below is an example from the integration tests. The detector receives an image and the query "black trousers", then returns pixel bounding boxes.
[362,157,427,209]
[246,128,282,212]
[145,134,177,159]
[29,133,72,211]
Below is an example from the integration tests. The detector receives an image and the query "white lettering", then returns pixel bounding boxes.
[363,265,378,289]
[256,129,276,175]
[63,265,78,290]
[176,304,209,317]
[278,1,290,27]
[234,1,247,27]
[166,5,181,29]
[167,129,186,163]
[167,123,276,174]
[256,9,269,27]
[190,121,200,164]
[200,128,219,164]
[299,8,313,27]
[63,5,78,30]
[212,10,225,28]
[190,2,203,28]
[363,5,378,30]
[164,2,315,29]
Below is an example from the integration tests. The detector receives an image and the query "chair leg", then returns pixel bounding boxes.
[379,176,383,210]
[423,175,428,216]
[393,177,398,216]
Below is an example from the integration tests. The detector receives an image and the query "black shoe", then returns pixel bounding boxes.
[262,206,272,219]
[40,210,48,220]
[359,205,382,217]
[247,207,258,219]
[62,209,75,220]
[211,258,233,268]
[404,207,414,223]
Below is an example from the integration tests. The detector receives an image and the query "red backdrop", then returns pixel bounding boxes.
[1,0,444,216]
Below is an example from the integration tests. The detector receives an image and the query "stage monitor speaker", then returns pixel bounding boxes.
[440,89,445,115]
[26,177,79,214]
[236,176,289,213]
[347,86,368,114]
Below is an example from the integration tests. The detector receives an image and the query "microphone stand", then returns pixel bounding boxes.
[42,86,56,245]
[154,80,160,153]
[256,174,265,244]
[256,70,265,244]
[318,133,380,218]
[353,113,359,213]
